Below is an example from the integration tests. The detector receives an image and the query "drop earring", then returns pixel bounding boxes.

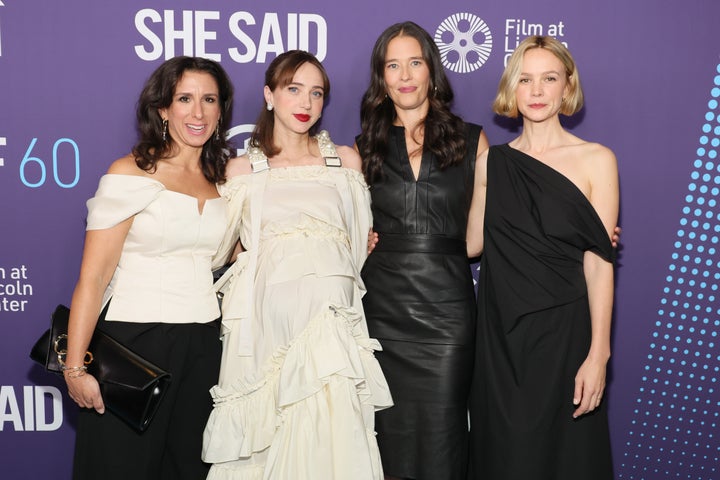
[267,103,274,111]
[215,117,222,141]
[162,119,168,142]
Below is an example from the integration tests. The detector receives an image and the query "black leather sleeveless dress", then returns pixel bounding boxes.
[360,123,482,480]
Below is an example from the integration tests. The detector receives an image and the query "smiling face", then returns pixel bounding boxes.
[159,70,221,152]
[383,35,431,115]
[265,61,325,135]
[514,47,569,123]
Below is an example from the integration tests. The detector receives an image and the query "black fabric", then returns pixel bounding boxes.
[468,144,614,480]
[361,122,482,479]
[374,340,472,480]
[372,233,467,256]
[72,319,221,480]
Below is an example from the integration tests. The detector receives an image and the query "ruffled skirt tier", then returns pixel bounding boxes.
[203,304,392,480]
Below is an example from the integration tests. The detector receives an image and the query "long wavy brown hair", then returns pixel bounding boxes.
[357,21,466,183]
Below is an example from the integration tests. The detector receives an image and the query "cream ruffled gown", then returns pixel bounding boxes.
[202,132,393,480]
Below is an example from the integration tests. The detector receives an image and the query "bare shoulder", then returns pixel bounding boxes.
[226,154,252,177]
[580,142,617,171]
[106,154,145,175]
[582,141,615,158]
[336,145,362,172]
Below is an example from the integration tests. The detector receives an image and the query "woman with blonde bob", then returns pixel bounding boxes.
[492,37,584,118]
[466,36,618,479]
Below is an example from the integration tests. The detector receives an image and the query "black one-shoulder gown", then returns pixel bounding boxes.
[468,144,615,480]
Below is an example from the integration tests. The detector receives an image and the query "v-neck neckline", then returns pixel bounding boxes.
[393,125,427,183]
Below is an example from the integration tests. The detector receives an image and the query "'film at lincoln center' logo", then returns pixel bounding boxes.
[434,13,492,74]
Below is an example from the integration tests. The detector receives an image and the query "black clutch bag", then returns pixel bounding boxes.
[29,304,172,433]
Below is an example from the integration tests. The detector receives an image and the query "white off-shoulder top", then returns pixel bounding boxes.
[86,174,227,324]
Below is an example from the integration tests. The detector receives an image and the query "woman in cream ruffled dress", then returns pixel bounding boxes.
[202,50,392,480]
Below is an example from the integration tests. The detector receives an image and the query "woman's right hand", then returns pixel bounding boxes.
[65,372,105,414]
[367,228,379,254]
[63,203,133,416]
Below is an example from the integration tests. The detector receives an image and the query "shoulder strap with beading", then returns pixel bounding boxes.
[248,146,270,173]
[316,130,342,167]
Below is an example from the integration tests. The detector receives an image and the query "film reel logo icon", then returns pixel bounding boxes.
[435,13,493,74]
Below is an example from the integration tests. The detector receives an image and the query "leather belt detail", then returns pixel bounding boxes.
[373,234,467,255]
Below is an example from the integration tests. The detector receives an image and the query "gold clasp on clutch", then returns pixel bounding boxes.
[53,334,94,366]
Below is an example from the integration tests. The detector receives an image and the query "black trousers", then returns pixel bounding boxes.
[73,319,221,480]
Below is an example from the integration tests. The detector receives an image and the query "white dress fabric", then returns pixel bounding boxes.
[202,133,393,479]
[86,174,226,324]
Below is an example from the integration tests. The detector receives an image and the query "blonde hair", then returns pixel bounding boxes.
[493,35,583,118]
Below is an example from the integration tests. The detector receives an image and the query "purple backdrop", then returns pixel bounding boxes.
[1,1,719,478]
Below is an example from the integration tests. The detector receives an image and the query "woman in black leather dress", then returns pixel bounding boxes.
[356,21,489,480]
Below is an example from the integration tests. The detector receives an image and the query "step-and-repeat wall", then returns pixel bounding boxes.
[1,1,718,478]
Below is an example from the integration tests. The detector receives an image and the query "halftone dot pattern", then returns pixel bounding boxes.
[618,63,720,479]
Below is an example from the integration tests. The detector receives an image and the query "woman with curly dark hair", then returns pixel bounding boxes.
[355,21,489,480]
[63,56,234,480]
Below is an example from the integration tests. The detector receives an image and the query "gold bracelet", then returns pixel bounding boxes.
[62,365,87,378]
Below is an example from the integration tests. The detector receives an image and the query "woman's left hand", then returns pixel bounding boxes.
[572,356,607,418]
[611,226,621,248]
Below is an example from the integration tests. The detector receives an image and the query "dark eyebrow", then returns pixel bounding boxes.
[385,56,423,64]
[174,91,219,97]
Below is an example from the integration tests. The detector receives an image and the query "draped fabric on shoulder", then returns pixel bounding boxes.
[482,143,614,334]
[86,174,164,230]
[469,144,614,480]
[203,133,392,480]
